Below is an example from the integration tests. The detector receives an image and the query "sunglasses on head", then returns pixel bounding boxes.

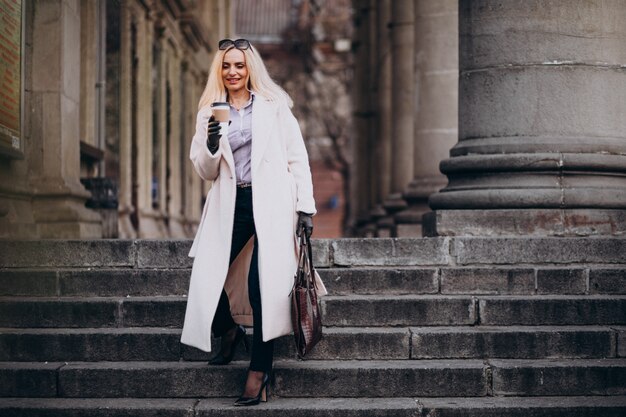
[218,38,251,51]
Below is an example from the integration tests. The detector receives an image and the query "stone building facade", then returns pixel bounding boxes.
[0,0,230,239]
[351,0,626,237]
[4,0,624,240]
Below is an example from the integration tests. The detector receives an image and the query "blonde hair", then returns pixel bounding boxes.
[198,44,293,110]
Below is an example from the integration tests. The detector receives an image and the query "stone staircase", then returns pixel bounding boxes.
[0,237,625,416]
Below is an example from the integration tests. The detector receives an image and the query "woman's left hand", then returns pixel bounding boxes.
[297,212,313,238]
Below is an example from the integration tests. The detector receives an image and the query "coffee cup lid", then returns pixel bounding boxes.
[211,101,229,107]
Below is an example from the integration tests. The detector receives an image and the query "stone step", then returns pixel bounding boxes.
[0,269,192,297]
[2,238,625,269]
[2,359,625,398]
[1,325,617,362]
[1,396,625,417]
[410,325,618,359]
[1,295,624,328]
[3,266,624,297]
[0,267,440,297]
[323,295,626,327]
[0,360,486,398]
[0,295,478,328]
[0,327,411,362]
[322,295,478,326]
[479,296,626,325]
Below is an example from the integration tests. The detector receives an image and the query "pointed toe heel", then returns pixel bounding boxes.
[208,325,246,366]
[234,372,270,406]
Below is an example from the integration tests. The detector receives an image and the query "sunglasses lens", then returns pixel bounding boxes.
[218,39,234,50]
[234,39,250,50]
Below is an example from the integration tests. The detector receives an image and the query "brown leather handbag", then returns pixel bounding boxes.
[291,228,323,358]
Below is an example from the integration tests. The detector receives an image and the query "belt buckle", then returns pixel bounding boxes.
[237,183,252,188]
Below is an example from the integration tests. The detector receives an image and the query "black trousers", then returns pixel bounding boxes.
[211,186,274,372]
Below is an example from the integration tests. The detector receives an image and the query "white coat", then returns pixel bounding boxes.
[180,94,326,352]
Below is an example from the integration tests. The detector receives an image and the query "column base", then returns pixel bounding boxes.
[168,215,188,238]
[363,205,386,237]
[423,209,626,237]
[395,207,430,238]
[117,205,137,239]
[395,176,446,237]
[379,193,409,237]
[138,209,169,238]
[0,193,38,239]
[32,196,102,239]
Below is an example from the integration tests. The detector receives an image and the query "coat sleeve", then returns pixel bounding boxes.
[190,106,222,181]
[282,105,317,215]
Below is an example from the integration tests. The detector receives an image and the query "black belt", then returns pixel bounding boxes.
[237,183,252,188]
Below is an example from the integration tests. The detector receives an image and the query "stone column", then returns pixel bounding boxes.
[79,0,98,148]
[135,10,164,238]
[395,0,458,237]
[370,0,392,234]
[117,2,135,238]
[350,0,373,234]
[167,46,185,237]
[364,0,382,235]
[154,34,168,231]
[425,0,626,236]
[181,65,201,236]
[29,0,101,238]
[380,0,414,235]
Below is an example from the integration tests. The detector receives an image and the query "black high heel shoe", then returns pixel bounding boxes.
[208,325,248,365]
[234,372,270,406]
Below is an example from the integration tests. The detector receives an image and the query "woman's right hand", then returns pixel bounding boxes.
[207,115,221,153]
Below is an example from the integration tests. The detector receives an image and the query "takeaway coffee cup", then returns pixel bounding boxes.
[210,102,230,136]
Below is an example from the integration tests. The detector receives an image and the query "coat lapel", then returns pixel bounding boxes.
[251,95,277,175]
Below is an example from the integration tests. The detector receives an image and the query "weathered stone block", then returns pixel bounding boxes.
[0,240,135,268]
[411,326,614,359]
[0,270,57,296]
[331,238,449,266]
[454,237,626,265]
[0,362,60,397]
[440,268,534,294]
[0,398,196,417]
[0,299,118,328]
[58,362,245,397]
[590,269,626,294]
[618,328,626,358]
[273,360,488,397]
[479,297,626,325]
[121,298,186,327]
[275,328,411,361]
[322,296,476,326]
[318,268,438,295]
[136,240,193,269]
[195,398,421,417]
[312,239,331,268]
[536,269,586,295]
[58,269,190,297]
[0,329,182,362]
[491,359,626,396]
[417,396,626,417]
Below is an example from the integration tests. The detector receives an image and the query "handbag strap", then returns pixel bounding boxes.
[305,233,314,284]
[296,224,316,290]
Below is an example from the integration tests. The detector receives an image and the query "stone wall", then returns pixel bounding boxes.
[0,0,230,239]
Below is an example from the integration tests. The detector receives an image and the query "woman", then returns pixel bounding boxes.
[181,38,324,406]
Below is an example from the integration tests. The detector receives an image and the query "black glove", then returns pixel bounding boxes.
[297,212,313,239]
[206,115,221,154]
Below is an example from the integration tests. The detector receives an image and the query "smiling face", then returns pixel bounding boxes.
[221,48,248,94]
